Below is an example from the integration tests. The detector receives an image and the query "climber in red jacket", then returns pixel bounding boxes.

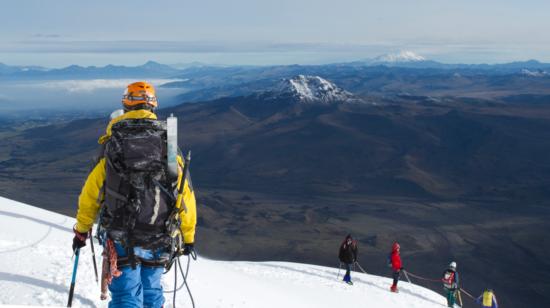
[390,242,402,293]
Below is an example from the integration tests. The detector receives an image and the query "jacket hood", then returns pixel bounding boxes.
[392,242,400,252]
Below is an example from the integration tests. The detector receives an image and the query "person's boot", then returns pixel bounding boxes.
[390,284,398,293]
[343,273,353,285]
[450,292,456,307]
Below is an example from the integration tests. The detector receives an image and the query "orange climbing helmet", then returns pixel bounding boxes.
[122,81,158,109]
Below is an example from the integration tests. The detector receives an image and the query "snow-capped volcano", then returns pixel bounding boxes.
[374,51,426,63]
[267,75,362,104]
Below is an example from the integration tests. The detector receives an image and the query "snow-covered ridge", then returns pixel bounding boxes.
[271,75,362,104]
[374,51,426,63]
[521,68,548,77]
[0,196,446,307]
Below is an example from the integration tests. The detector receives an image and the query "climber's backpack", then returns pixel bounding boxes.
[442,270,456,289]
[100,118,177,251]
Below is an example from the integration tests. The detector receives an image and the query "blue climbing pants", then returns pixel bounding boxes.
[108,243,166,308]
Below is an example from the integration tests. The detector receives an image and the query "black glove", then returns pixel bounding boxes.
[182,243,195,256]
[72,227,88,252]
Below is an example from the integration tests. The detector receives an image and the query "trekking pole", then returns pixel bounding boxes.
[402,270,412,283]
[457,289,463,307]
[354,261,368,274]
[89,231,99,284]
[336,262,342,279]
[67,248,81,307]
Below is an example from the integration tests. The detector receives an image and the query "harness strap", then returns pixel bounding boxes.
[127,242,137,270]
[153,178,177,204]
[103,238,168,288]
[117,256,168,268]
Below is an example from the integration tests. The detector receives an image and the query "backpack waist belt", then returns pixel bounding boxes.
[116,256,169,268]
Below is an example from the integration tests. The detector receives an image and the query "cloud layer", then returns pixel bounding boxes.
[15,79,186,93]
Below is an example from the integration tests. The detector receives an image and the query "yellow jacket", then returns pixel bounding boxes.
[75,109,197,244]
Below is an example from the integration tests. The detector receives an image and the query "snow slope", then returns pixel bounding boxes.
[0,196,447,307]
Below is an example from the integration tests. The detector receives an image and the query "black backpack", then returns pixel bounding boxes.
[100,118,178,251]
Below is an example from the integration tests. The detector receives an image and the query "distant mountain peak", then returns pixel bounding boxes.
[141,60,169,69]
[269,75,362,104]
[374,51,426,63]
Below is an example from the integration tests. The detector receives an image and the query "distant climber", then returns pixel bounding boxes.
[389,242,402,292]
[476,289,498,308]
[338,234,358,285]
[442,261,460,307]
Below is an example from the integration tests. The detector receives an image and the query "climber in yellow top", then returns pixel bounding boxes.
[72,81,197,308]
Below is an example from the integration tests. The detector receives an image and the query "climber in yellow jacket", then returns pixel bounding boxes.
[72,81,196,308]
[74,109,197,244]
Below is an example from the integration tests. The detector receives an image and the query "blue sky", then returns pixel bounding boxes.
[1,0,550,67]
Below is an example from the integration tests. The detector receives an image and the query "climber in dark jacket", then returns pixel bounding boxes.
[338,234,358,284]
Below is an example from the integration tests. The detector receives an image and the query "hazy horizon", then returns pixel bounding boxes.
[2,0,550,67]
[2,49,550,69]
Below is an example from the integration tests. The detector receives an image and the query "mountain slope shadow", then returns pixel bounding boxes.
[0,271,97,307]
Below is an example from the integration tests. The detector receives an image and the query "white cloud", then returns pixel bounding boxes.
[28,79,187,93]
